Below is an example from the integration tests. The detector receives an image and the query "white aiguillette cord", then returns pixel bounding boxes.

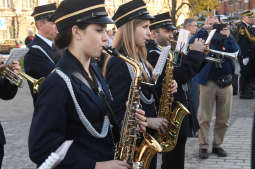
[56,69,110,138]
[38,140,73,169]
[153,45,171,79]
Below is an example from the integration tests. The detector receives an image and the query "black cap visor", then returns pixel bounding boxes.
[85,16,114,24]
[136,13,154,20]
[163,24,176,30]
[35,13,55,21]
[76,11,114,24]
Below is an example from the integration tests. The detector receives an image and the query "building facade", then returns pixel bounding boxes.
[217,0,255,16]
[0,0,39,43]
[0,0,189,43]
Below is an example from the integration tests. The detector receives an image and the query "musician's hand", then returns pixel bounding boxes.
[147,118,169,135]
[170,80,178,94]
[95,160,131,169]
[8,60,21,74]
[136,109,148,134]
[189,38,206,52]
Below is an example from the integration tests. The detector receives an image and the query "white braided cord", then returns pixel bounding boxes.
[56,69,110,138]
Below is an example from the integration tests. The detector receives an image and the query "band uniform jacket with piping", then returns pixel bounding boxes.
[105,51,158,132]
[146,40,205,137]
[0,78,18,146]
[24,35,59,105]
[29,50,115,169]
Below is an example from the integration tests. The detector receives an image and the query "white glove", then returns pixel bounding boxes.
[243,58,249,66]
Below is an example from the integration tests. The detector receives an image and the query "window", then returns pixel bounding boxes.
[0,0,13,8]
[22,0,34,9]
[228,0,233,6]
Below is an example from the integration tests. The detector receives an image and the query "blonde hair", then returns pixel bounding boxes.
[112,19,154,82]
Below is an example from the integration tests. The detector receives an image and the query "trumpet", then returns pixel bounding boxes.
[0,67,45,93]
[205,48,239,61]
[169,40,222,63]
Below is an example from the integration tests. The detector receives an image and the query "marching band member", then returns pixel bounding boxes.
[0,56,21,168]
[147,12,206,169]
[24,3,58,105]
[104,1,177,169]
[28,0,147,168]
[235,10,255,99]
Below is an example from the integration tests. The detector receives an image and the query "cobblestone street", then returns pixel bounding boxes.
[0,82,254,169]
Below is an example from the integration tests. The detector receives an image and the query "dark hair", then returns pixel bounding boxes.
[213,23,227,33]
[55,23,88,49]
[183,18,195,27]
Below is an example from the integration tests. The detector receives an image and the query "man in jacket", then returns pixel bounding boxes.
[147,12,206,169]
[195,23,239,159]
[24,3,58,105]
[235,11,255,99]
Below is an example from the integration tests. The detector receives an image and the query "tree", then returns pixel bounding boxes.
[165,0,191,26]
[188,0,218,17]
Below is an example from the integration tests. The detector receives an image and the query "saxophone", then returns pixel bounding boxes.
[157,51,190,152]
[102,47,162,169]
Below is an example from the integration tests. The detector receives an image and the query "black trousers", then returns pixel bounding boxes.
[161,136,187,169]
[239,60,254,93]
[148,153,157,169]
[0,144,3,169]
[252,114,255,169]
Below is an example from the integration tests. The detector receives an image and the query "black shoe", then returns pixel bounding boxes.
[199,149,208,159]
[212,147,227,157]
[240,92,254,99]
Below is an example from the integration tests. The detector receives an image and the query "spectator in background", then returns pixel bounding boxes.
[196,23,239,159]
[24,30,34,46]
[106,29,114,47]
[183,18,200,122]
[183,18,198,36]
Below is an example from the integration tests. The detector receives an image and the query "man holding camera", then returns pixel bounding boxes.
[194,19,240,159]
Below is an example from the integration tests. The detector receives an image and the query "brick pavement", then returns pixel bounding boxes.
[0,82,254,169]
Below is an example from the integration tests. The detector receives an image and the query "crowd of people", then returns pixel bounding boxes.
[0,0,255,168]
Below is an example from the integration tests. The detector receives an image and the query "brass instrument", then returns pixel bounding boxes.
[239,26,255,42]
[0,67,45,93]
[205,48,239,61]
[157,51,190,152]
[169,40,222,63]
[102,46,162,169]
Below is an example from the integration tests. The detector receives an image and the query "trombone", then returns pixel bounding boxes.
[0,67,45,93]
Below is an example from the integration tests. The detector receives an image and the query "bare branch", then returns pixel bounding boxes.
[176,2,191,12]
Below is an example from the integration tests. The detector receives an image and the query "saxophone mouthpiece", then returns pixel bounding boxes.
[103,46,119,56]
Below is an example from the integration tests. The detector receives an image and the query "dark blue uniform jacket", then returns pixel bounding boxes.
[105,53,157,130]
[146,40,205,137]
[24,35,59,105]
[29,50,114,169]
[0,78,18,145]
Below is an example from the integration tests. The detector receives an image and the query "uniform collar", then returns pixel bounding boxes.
[36,33,53,48]
[242,20,251,27]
